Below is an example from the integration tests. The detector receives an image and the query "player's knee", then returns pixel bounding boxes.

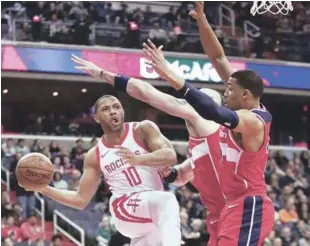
[148,192,179,223]
[163,192,179,211]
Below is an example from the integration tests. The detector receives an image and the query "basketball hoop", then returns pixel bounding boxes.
[250,1,293,16]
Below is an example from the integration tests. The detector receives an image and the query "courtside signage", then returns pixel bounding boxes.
[2,45,310,90]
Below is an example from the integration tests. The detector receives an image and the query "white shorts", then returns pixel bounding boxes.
[110,190,181,246]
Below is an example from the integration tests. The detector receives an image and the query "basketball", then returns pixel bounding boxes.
[16,152,54,190]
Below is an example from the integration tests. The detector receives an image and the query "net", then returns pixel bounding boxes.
[250,1,293,16]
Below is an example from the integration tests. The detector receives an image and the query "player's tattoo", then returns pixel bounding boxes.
[171,98,188,106]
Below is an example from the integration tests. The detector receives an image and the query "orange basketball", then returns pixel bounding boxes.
[16,152,54,190]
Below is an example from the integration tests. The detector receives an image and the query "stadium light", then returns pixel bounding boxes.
[2,89,8,94]
[53,92,59,96]
[81,88,87,93]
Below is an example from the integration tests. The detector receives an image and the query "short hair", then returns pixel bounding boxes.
[94,94,116,113]
[231,70,264,98]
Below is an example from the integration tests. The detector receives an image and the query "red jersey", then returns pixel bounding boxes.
[188,129,226,222]
[219,106,272,201]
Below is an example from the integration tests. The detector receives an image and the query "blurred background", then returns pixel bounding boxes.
[1,1,310,246]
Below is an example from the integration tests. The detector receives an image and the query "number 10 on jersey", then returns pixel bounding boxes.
[122,166,142,186]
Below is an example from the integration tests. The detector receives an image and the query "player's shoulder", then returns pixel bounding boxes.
[84,146,99,168]
[132,120,160,133]
[250,104,272,123]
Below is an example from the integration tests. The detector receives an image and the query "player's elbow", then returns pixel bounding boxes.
[74,195,90,210]
[128,79,151,102]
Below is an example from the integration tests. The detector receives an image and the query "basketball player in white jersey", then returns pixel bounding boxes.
[71,52,226,245]
[20,95,181,246]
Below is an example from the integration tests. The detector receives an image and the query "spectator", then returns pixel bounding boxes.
[52,172,68,190]
[274,237,283,246]
[16,139,30,155]
[148,22,168,47]
[2,138,16,168]
[20,213,45,243]
[51,234,63,246]
[68,169,81,191]
[48,12,63,43]
[32,238,45,246]
[104,2,115,24]
[30,139,43,153]
[63,155,75,175]
[70,139,85,161]
[276,17,294,33]
[53,156,63,174]
[12,204,23,226]
[143,5,157,26]
[114,3,130,24]
[162,6,177,26]
[89,137,98,150]
[280,226,295,246]
[1,191,13,219]
[70,15,91,45]
[2,238,14,246]
[1,215,23,243]
[49,141,61,156]
[279,197,299,224]
[132,8,144,25]
[68,2,88,20]
[96,214,114,246]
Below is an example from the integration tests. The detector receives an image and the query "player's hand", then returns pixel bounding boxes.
[142,39,171,81]
[18,182,44,192]
[158,166,173,178]
[115,146,143,166]
[71,54,102,79]
[189,1,205,20]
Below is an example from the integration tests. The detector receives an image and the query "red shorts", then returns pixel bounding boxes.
[217,195,274,246]
[207,220,219,246]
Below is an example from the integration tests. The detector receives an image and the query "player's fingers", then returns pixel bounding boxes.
[147,39,157,50]
[158,45,164,51]
[142,48,152,59]
[143,43,157,58]
[71,57,86,66]
[71,54,87,63]
[75,66,88,70]
[189,11,198,19]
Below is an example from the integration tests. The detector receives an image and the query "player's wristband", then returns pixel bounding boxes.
[114,74,130,92]
[177,80,191,98]
[163,167,178,183]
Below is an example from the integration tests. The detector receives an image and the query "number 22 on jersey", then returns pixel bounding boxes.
[122,166,142,186]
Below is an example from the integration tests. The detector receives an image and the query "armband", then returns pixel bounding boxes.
[114,74,130,92]
[163,167,178,183]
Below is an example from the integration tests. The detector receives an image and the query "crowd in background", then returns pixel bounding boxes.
[1,138,310,246]
[1,1,310,61]
[1,1,310,246]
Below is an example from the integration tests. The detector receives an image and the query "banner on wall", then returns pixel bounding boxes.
[2,45,310,90]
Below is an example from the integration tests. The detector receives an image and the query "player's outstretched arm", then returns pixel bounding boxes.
[176,81,264,134]
[71,54,199,122]
[40,147,101,210]
[189,1,233,83]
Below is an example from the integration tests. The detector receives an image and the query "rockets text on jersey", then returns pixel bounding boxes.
[96,122,163,196]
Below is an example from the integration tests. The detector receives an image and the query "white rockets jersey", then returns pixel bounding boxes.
[97,122,164,196]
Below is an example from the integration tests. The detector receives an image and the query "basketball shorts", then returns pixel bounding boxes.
[217,195,274,246]
[206,219,219,246]
[109,190,181,246]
